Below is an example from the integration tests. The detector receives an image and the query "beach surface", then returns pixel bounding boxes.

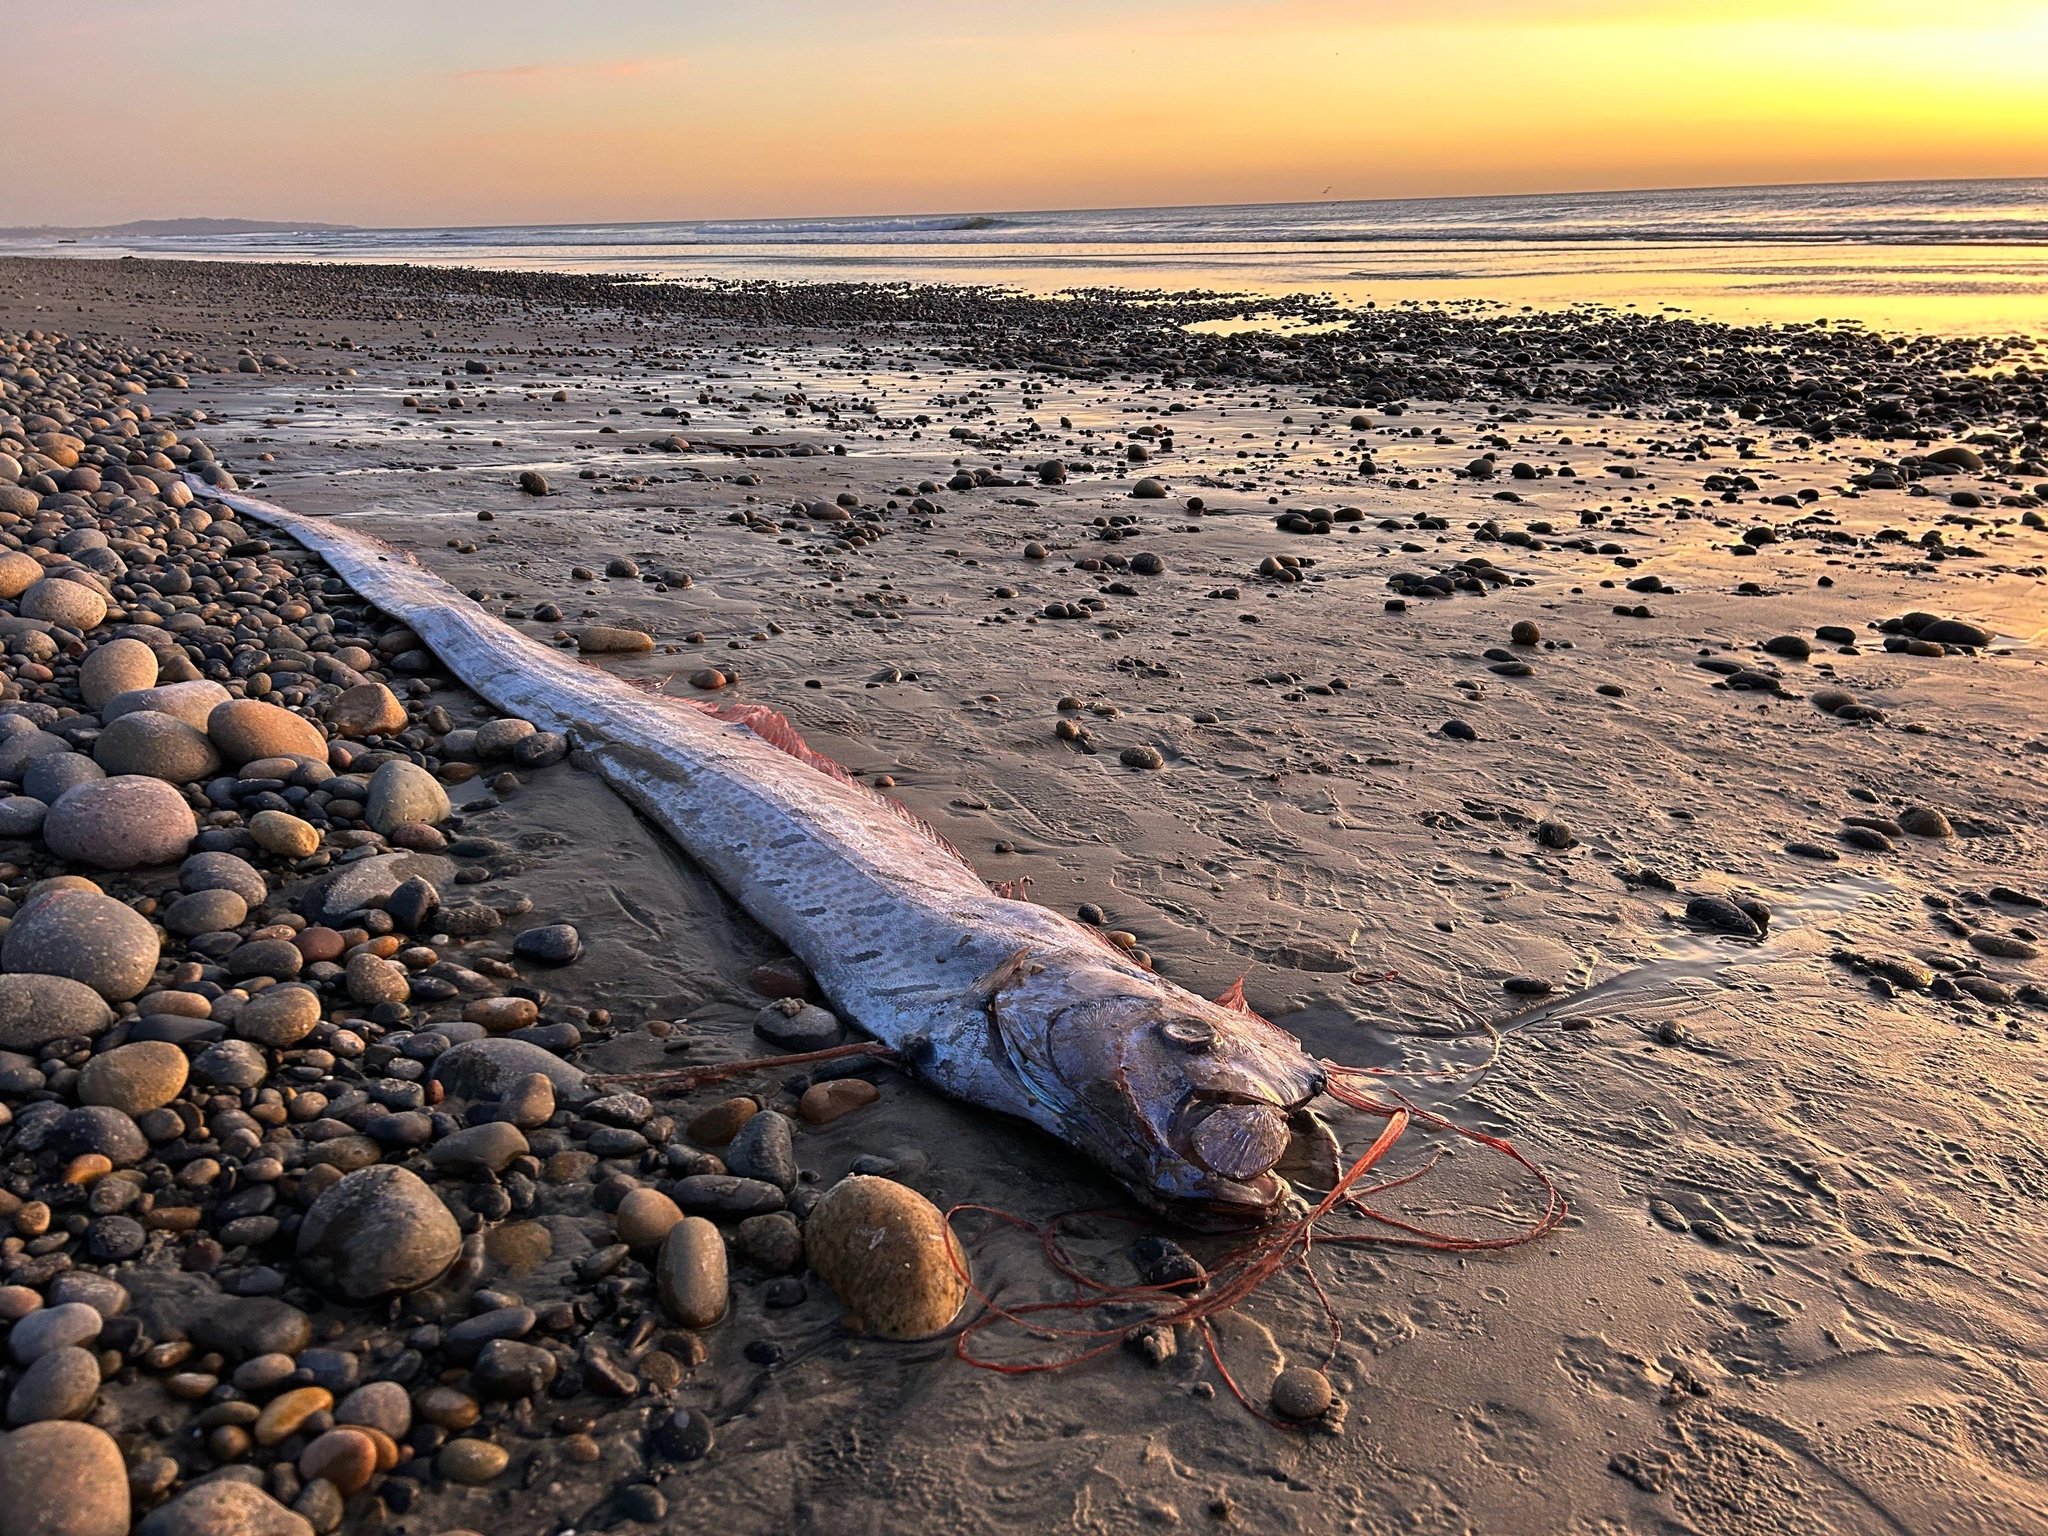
[0,255,2045,1536]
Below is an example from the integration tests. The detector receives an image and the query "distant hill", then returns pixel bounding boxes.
[0,217,355,239]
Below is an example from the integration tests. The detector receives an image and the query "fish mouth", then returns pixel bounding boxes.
[1166,1171,1295,1230]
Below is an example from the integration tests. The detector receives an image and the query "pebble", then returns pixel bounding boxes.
[656,1216,729,1327]
[688,1096,757,1145]
[76,1040,187,1113]
[5,1345,102,1424]
[429,1121,528,1175]
[19,577,108,631]
[1899,806,1954,839]
[325,682,408,738]
[615,1187,685,1247]
[248,809,321,859]
[437,1435,513,1486]
[433,1036,588,1102]
[804,1175,967,1338]
[575,626,654,654]
[725,1109,799,1191]
[234,984,323,1048]
[1271,1365,1335,1420]
[753,999,841,1050]
[799,1077,880,1124]
[512,923,581,964]
[334,1380,411,1440]
[8,1303,102,1365]
[254,1385,333,1446]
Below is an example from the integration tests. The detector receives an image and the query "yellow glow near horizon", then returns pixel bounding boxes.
[2,0,2043,226]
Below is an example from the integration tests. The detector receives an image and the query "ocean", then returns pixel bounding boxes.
[13,178,2048,338]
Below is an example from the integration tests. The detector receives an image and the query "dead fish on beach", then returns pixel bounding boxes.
[191,483,1377,1223]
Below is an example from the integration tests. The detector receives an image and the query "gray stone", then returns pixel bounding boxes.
[334,1380,410,1439]
[6,1345,100,1424]
[470,1338,558,1398]
[92,710,221,784]
[2,888,161,1001]
[43,776,198,870]
[49,1106,148,1166]
[0,974,114,1050]
[364,759,449,834]
[432,1037,589,1104]
[179,851,268,907]
[192,1038,269,1089]
[754,1000,841,1051]
[296,1165,461,1300]
[297,851,454,925]
[0,796,46,836]
[8,1303,101,1365]
[137,1479,312,1536]
[189,1297,312,1360]
[21,753,102,805]
[724,1110,799,1192]
[428,1121,528,1175]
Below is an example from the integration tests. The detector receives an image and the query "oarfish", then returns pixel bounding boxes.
[193,485,1329,1223]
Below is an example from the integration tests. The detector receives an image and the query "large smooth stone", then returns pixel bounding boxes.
[0,1420,129,1535]
[0,974,114,1050]
[137,1480,311,1536]
[78,638,159,710]
[430,1036,589,1103]
[19,577,107,632]
[364,759,449,834]
[207,700,327,765]
[100,680,230,729]
[805,1175,968,1339]
[2,888,161,1001]
[76,1041,187,1113]
[43,776,197,870]
[295,1165,460,1300]
[324,683,407,739]
[92,710,220,783]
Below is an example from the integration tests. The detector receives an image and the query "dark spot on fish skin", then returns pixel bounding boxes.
[771,833,807,849]
[847,948,883,963]
[902,1035,937,1069]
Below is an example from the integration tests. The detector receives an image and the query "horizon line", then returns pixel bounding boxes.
[14,171,2046,240]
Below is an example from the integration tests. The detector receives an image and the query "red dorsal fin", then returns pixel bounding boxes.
[682,698,972,866]
[1213,976,1272,1024]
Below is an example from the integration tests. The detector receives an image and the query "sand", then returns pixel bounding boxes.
[3,255,2045,1536]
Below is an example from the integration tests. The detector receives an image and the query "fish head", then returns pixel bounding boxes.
[994,957,1325,1223]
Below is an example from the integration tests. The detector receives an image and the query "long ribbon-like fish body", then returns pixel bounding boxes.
[192,484,1327,1222]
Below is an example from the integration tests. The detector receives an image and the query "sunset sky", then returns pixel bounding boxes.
[6,0,2046,227]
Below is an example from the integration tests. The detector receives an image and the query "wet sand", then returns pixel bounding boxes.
[4,256,2047,1536]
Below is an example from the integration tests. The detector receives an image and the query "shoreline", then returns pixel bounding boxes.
[0,255,2045,1536]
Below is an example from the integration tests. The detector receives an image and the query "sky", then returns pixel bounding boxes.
[3,0,2045,228]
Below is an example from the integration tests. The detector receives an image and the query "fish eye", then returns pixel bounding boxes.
[1160,1018,1214,1052]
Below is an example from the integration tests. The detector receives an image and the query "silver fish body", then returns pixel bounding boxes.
[197,485,1326,1221]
